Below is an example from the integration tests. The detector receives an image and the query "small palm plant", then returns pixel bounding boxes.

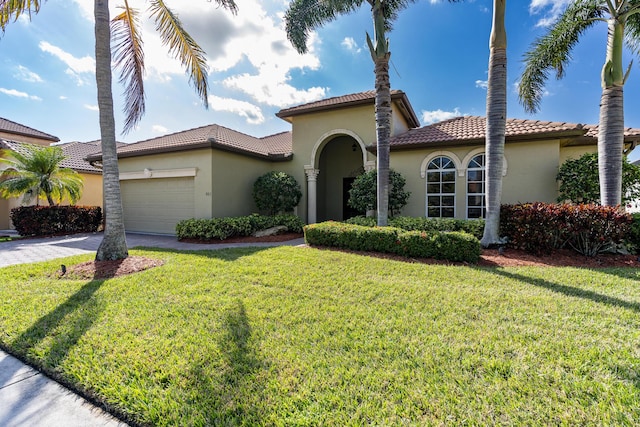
[0,145,83,206]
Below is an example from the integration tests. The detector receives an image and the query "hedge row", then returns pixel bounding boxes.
[11,206,102,236]
[500,203,632,256]
[175,214,305,241]
[304,222,481,263]
[345,216,485,240]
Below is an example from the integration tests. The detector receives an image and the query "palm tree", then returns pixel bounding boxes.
[480,0,507,248]
[3,0,237,260]
[0,145,83,206]
[519,0,640,207]
[285,0,412,226]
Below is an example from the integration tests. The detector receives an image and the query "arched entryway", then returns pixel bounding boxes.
[304,130,374,223]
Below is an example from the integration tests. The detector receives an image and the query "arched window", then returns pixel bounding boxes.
[426,156,456,218]
[466,153,486,219]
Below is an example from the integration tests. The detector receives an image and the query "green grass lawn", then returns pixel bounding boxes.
[1,246,640,426]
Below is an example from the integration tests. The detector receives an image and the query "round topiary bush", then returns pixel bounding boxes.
[252,171,302,215]
[347,169,410,217]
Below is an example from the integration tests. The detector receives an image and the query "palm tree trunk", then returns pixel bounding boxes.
[598,17,625,207]
[481,0,506,248]
[95,0,129,261]
[374,54,391,227]
[598,86,624,206]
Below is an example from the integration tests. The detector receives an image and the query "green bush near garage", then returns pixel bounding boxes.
[175,213,304,241]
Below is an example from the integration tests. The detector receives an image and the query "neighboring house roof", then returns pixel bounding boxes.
[388,116,640,150]
[57,141,105,174]
[0,139,101,174]
[276,90,421,128]
[86,124,293,161]
[0,117,59,142]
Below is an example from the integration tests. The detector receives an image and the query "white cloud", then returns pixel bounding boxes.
[208,95,265,124]
[421,108,462,125]
[0,87,42,101]
[14,65,43,83]
[341,37,362,54]
[68,0,326,110]
[38,41,95,86]
[59,95,68,100]
[152,125,169,134]
[475,80,488,90]
[529,0,571,27]
[84,104,99,111]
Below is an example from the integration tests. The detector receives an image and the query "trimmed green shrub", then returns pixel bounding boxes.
[345,216,485,240]
[557,152,640,204]
[347,169,411,216]
[10,205,102,236]
[304,222,481,263]
[175,214,304,241]
[252,172,302,215]
[500,203,631,256]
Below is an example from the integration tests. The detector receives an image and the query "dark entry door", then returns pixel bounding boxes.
[343,177,363,220]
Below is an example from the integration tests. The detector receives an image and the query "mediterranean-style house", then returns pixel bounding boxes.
[85,90,640,235]
[0,118,104,229]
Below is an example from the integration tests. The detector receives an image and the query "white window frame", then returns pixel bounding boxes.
[425,155,457,218]
[466,153,486,219]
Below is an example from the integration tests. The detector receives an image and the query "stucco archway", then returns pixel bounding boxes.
[304,129,373,223]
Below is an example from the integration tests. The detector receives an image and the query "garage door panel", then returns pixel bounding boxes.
[121,177,194,234]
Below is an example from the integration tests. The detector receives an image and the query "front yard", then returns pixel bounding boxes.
[1,246,639,425]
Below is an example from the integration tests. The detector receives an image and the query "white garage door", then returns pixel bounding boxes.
[121,177,195,234]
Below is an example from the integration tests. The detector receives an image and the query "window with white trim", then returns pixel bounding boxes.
[426,156,456,218]
[466,153,486,219]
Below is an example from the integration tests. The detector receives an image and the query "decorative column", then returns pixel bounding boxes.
[364,160,376,172]
[304,165,320,224]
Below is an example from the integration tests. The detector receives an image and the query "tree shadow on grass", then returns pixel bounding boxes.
[9,279,105,369]
[187,299,269,425]
[479,267,640,314]
[0,279,108,427]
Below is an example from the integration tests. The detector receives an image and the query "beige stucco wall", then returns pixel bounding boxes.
[210,150,271,217]
[66,173,103,208]
[0,132,54,146]
[118,148,274,223]
[559,144,597,165]
[390,139,572,219]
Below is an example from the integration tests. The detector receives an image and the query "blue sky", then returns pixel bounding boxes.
[1,0,640,161]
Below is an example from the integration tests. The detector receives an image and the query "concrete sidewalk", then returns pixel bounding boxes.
[0,230,305,426]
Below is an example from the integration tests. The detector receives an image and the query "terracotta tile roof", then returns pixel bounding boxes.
[57,141,104,174]
[389,116,589,149]
[87,124,293,161]
[0,139,101,174]
[582,124,640,141]
[0,117,59,142]
[276,90,421,128]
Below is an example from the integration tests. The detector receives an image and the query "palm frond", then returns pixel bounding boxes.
[519,0,603,113]
[285,0,365,54]
[0,0,41,32]
[111,1,146,134]
[623,3,640,56]
[148,0,210,108]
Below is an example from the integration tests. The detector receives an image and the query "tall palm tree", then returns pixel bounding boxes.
[480,0,507,248]
[285,0,412,226]
[0,145,83,206]
[519,0,640,207]
[2,0,237,260]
